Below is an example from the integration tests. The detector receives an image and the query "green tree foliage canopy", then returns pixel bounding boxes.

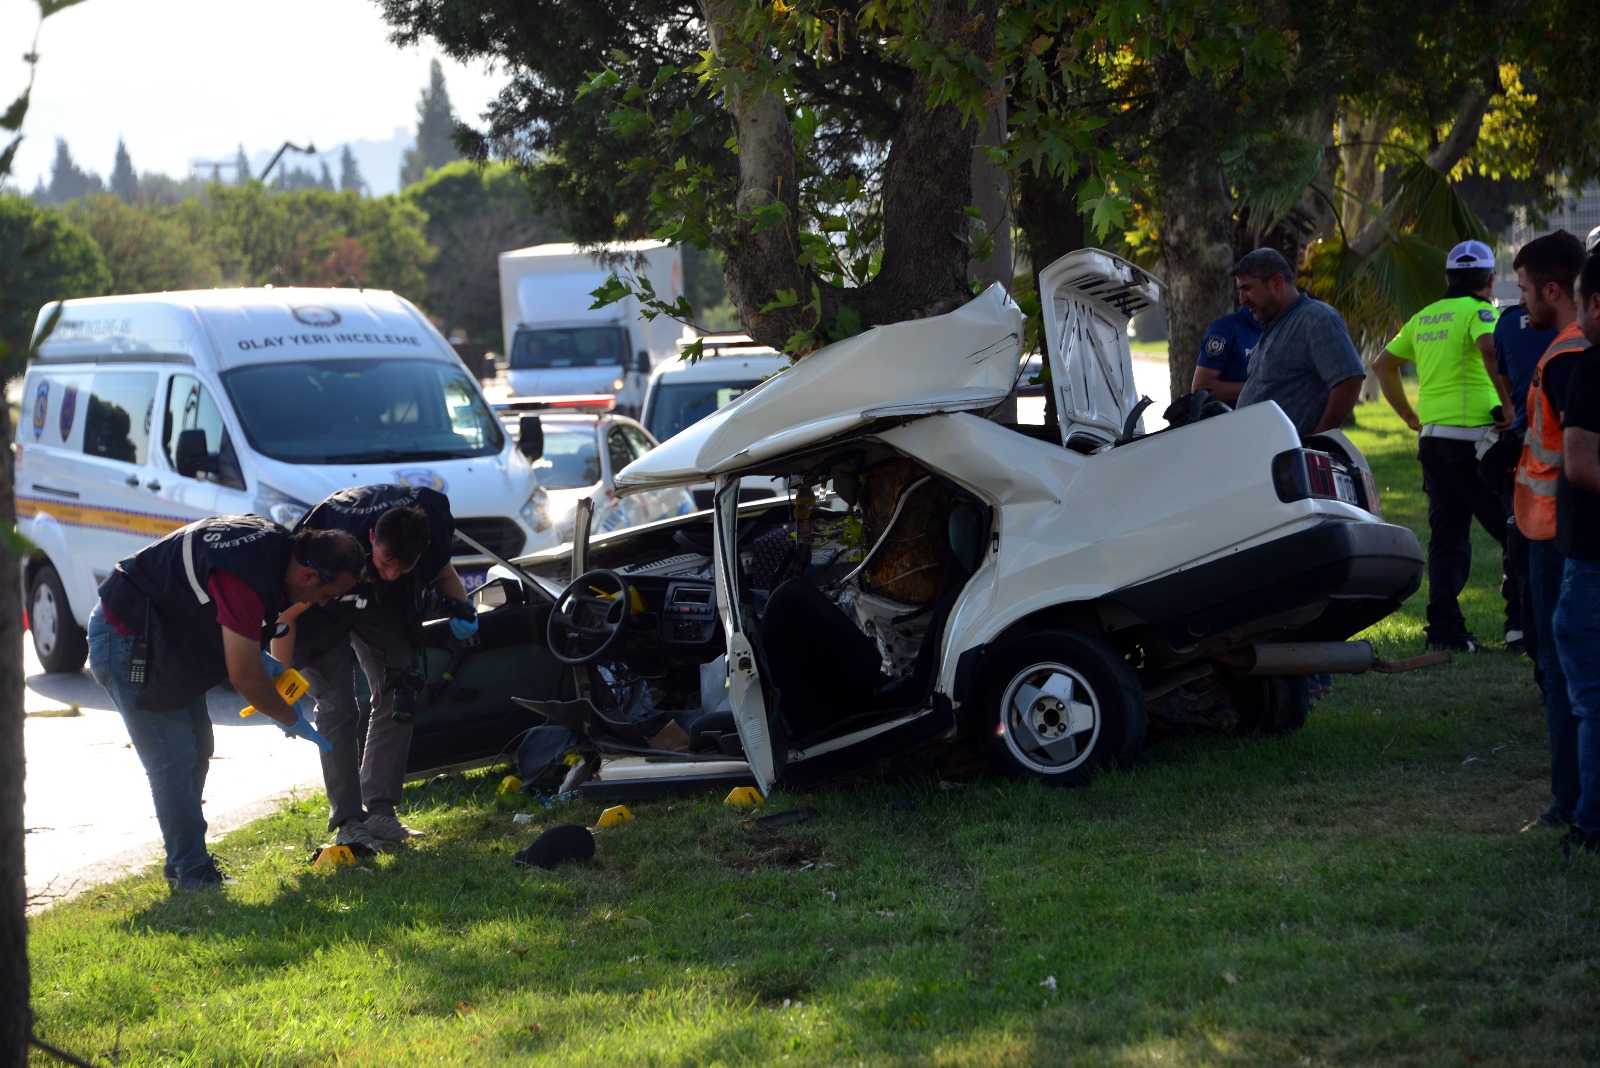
[402,158,561,346]
[339,146,366,195]
[0,194,110,361]
[400,58,461,188]
[42,138,101,204]
[60,195,221,295]
[109,139,136,202]
[204,184,434,299]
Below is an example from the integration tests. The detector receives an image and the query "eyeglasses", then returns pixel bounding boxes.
[307,562,342,594]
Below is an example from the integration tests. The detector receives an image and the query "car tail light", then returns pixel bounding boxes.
[1272,449,1376,513]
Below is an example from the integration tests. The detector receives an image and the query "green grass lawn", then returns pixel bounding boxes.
[27,398,1600,1067]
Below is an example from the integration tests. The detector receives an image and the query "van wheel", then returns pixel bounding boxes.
[980,630,1146,786]
[30,564,88,674]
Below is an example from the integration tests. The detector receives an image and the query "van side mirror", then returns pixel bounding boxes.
[518,415,544,462]
[635,349,651,374]
[174,428,219,478]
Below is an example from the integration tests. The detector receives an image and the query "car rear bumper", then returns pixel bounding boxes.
[1106,519,1424,659]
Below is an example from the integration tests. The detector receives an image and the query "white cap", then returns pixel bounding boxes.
[1587,225,1600,255]
[1446,239,1495,270]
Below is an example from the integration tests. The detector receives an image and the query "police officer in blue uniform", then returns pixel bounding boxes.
[1191,304,1263,404]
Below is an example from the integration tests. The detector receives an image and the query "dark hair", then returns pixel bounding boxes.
[1578,252,1600,305]
[292,528,366,581]
[373,504,431,567]
[1230,248,1295,285]
[1445,267,1493,291]
[1512,230,1586,300]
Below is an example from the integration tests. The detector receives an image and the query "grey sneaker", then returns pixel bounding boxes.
[364,812,426,843]
[334,819,388,854]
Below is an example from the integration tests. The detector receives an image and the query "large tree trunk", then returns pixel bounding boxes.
[1339,105,1388,239]
[1160,160,1237,401]
[700,0,995,350]
[1,398,29,1064]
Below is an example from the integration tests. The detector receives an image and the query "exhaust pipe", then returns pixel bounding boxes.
[1228,641,1450,677]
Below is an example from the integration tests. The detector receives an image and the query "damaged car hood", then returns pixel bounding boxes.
[614,284,1025,494]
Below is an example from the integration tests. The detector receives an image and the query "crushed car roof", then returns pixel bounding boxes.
[614,283,1024,493]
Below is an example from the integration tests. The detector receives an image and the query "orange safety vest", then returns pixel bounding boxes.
[1514,324,1590,540]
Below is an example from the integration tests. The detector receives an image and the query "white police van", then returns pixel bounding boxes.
[16,287,561,673]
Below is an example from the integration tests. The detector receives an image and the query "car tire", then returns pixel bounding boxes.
[1229,674,1310,736]
[29,564,88,674]
[980,629,1147,786]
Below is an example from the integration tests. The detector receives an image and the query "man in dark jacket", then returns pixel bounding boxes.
[275,485,477,849]
[88,516,364,890]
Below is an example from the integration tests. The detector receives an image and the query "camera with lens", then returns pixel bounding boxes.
[381,665,427,723]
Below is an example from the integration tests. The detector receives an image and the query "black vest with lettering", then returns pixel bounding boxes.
[99,514,289,710]
[291,484,454,656]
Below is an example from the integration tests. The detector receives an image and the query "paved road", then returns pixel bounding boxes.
[22,637,325,913]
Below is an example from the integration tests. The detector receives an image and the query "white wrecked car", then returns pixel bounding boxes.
[450,249,1423,798]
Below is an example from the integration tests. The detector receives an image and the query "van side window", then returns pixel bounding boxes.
[84,372,157,465]
[165,374,245,490]
[442,375,490,447]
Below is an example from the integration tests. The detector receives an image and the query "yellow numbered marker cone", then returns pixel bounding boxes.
[312,845,356,870]
[724,786,765,807]
[497,775,524,796]
[240,668,311,717]
[597,805,633,829]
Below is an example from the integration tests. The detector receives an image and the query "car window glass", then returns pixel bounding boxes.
[646,379,759,440]
[220,359,505,463]
[84,371,157,465]
[164,374,245,490]
[607,427,633,474]
[532,428,601,489]
[621,425,654,458]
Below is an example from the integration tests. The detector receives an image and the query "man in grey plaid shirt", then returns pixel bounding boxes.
[1233,248,1365,437]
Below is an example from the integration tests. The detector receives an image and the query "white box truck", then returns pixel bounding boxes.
[16,287,563,673]
[497,240,691,416]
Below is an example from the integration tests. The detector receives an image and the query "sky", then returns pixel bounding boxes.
[2,0,508,195]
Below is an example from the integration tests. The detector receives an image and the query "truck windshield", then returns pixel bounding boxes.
[221,358,506,463]
[510,326,629,370]
[645,379,761,441]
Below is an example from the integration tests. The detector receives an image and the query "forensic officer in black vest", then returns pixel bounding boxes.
[88,515,365,890]
[272,485,477,851]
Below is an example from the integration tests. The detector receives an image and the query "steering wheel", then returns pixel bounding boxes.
[546,569,634,665]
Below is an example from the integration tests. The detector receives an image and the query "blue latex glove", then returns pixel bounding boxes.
[449,613,480,641]
[260,650,287,677]
[281,707,333,753]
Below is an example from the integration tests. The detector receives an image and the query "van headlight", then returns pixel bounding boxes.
[522,485,552,533]
[255,483,313,527]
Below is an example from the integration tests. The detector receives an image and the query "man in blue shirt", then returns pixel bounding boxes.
[1191,304,1262,404]
[1233,249,1365,437]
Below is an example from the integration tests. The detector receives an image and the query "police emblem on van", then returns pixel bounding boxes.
[395,470,447,491]
[292,306,341,327]
[58,385,78,441]
[31,381,48,440]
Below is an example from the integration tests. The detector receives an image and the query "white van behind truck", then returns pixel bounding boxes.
[16,287,561,673]
[639,334,792,509]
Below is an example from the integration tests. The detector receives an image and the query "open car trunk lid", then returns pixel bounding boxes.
[613,284,1025,495]
[1039,249,1164,451]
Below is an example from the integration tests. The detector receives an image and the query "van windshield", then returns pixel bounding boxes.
[645,379,762,442]
[221,358,506,463]
[510,326,629,370]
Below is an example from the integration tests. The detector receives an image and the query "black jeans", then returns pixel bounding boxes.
[1419,434,1512,644]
